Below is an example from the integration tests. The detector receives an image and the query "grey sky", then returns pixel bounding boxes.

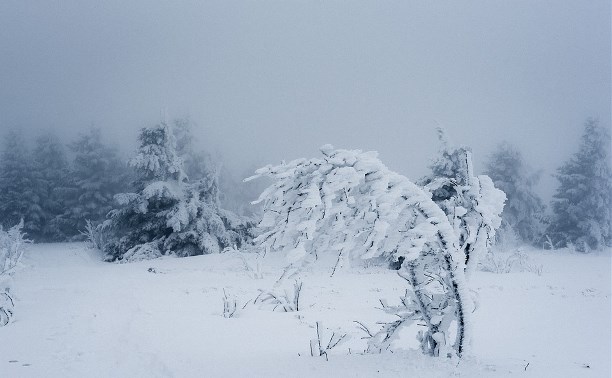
[1,1,610,199]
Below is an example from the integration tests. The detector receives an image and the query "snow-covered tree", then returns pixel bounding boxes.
[0,130,37,234]
[548,119,611,251]
[248,145,504,357]
[418,130,506,278]
[172,118,217,184]
[64,127,128,236]
[173,118,263,218]
[101,122,252,261]
[30,131,76,241]
[484,142,546,245]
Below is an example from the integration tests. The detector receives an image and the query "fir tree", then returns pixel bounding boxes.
[65,127,128,235]
[548,118,611,251]
[0,130,36,234]
[172,118,217,183]
[101,122,252,261]
[30,131,75,241]
[173,118,263,217]
[484,142,545,245]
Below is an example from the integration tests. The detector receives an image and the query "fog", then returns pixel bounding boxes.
[1,1,609,199]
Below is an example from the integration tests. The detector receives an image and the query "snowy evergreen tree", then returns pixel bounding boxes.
[484,142,546,245]
[30,131,76,241]
[65,127,128,235]
[0,130,37,234]
[418,129,506,277]
[172,118,264,218]
[548,119,611,251]
[101,122,252,261]
[172,118,217,184]
[248,145,504,357]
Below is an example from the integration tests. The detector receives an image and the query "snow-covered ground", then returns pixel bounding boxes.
[0,243,609,377]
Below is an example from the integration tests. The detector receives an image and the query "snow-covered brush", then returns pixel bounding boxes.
[237,253,263,280]
[354,291,421,354]
[0,220,29,327]
[310,321,349,361]
[222,288,238,318]
[542,235,560,251]
[255,280,302,312]
[79,219,107,250]
[479,250,543,276]
[0,291,14,326]
[479,252,517,274]
[355,284,459,358]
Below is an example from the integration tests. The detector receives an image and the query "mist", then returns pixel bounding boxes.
[1,1,610,200]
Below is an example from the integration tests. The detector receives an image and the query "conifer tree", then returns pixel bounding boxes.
[172,118,216,183]
[101,122,251,261]
[65,127,128,235]
[173,118,263,217]
[484,142,545,245]
[548,119,611,251]
[0,130,36,234]
[31,131,75,241]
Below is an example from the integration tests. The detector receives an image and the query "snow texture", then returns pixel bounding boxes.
[0,242,609,377]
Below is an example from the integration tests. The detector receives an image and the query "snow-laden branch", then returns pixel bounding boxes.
[248,145,485,357]
[419,130,506,279]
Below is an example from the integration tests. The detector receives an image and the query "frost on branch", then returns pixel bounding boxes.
[248,145,479,357]
[419,129,506,278]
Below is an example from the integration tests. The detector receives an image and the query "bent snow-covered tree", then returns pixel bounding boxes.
[419,129,506,278]
[248,145,504,357]
[100,123,251,261]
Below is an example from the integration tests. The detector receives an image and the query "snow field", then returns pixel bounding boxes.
[0,243,609,377]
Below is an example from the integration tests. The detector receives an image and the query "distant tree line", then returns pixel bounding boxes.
[0,117,609,252]
[484,118,611,251]
[0,121,259,249]
[0,127,129,242]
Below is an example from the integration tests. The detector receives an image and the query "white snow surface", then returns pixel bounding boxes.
[0,243,609,378]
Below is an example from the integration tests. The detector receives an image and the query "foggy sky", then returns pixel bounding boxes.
[1,1,610,200]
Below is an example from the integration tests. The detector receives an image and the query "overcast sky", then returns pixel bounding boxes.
[0,1,610,199]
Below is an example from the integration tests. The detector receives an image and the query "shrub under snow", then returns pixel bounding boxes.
[0,220,28,326]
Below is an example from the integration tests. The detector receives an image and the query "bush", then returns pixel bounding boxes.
[0,220,29,326]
